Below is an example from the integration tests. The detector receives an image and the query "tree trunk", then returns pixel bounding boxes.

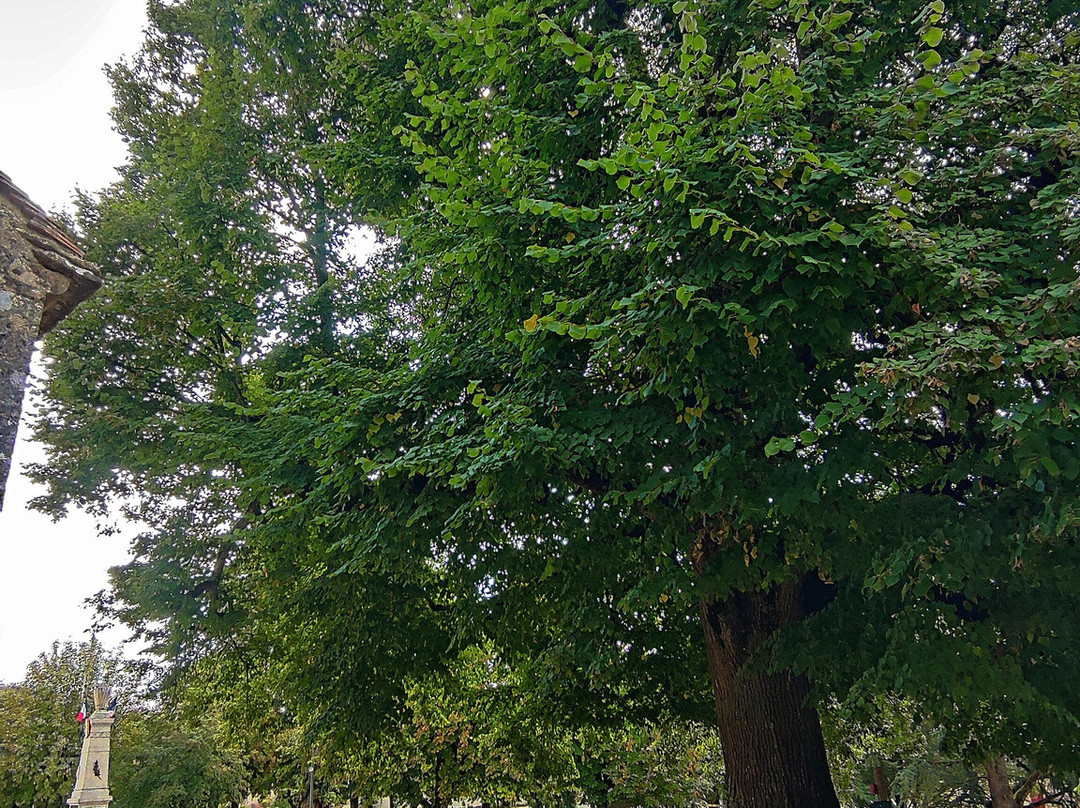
[873,765,892,803]
[432,754,445,808]
[697,571,839,808]
[985,758,1020,808]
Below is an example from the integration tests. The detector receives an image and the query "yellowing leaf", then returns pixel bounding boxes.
[524,314,539,333]
[744,326,760,358]
[967,393,980,404]
[989,354,1004,369]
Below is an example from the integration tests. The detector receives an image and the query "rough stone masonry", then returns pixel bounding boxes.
[0,171,101,511]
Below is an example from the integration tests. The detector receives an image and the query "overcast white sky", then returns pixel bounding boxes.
[0,0,149,683]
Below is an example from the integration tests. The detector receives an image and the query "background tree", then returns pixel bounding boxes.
[33,0,379,675]
[163,644,314,807]
[343,646,723,808]
[111,711,245,808]
[0,639,137,808]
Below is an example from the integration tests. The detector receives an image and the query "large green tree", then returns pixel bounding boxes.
[35,0,1080,806]
[34,0,373,670]
[271,0,1080,803]
[111,711,246,808]
[0,640,134,808]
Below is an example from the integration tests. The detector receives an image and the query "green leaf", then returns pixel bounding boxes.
[922,27,943,47]
[901,169,923,185]
[917,49,942,70]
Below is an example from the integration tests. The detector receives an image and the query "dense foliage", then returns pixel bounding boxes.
[340,646,724,808]
[32,0,1080,805]
[0,640,134,808]
[110,712,246,808]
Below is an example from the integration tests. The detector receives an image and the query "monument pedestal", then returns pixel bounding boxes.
[68,709,114,807]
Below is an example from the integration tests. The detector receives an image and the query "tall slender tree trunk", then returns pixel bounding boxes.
[985,758,1020,808]
[695,529,839,808]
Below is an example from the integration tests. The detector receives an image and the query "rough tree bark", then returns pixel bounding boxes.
[872,765,891,803]
[694,527,839,808]
[985,758,1020,808]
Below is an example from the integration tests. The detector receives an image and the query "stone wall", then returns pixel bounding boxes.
[0,172,101,510]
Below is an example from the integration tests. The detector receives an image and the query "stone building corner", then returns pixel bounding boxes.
[0,170,103,511]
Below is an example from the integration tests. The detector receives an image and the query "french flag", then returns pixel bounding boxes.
[76,702,88,723]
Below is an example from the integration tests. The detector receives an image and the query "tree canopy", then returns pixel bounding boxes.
[33,0,1080,805]
[111,711,246,808]
[0,640,137,808]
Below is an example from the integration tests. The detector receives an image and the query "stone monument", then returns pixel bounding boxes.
[0,169,102,511]
[68,686,115,807]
